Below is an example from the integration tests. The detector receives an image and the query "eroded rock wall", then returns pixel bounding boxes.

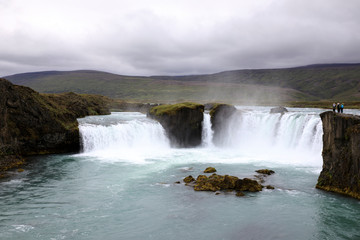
[316,111,360,199]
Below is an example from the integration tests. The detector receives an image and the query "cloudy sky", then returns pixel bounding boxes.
[1,0,360,76]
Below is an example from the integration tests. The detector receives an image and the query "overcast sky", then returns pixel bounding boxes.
[1,0,360,76]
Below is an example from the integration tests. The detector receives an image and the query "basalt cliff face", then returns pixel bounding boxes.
[316,111,360,199]
[0,78,110,172]
[148,103,204,147]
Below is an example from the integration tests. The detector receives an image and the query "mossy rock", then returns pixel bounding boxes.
[185,172,264,195]
[183,175,195,183]
[255,169,275,175]
[204,167,217,173]
[235,178,263,192]
[148,102,204,147]
[196,175,208,182]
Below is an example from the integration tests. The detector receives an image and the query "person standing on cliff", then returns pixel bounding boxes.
[333,103,336,112]
[340,103,344,113]
[337,103,340,113]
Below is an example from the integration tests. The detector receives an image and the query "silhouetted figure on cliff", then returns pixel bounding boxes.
[337,103,340,113]
[340,103,344,113]
[332,103,336,112]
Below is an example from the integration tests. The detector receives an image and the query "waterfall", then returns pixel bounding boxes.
[201,112,214,147]
[77,109,323,165]
[78,112,170,163]
[211,108,323,165]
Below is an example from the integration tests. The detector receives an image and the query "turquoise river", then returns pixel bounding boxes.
[1,107,359,240]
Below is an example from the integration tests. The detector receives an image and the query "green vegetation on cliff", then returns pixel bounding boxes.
[149,102,203,116]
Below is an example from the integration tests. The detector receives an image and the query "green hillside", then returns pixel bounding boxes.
[4,64,360,104]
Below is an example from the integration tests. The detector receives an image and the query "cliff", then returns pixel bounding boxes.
[148,103,204,147]
[316,111,360,199]
[0,78,110,172]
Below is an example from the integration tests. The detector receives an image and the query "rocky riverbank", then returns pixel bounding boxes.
[0,78,111,174]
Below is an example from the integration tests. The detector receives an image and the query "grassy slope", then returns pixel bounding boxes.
[4,64,360,104]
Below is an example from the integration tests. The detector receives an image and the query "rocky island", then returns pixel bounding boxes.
[147,102,204,147]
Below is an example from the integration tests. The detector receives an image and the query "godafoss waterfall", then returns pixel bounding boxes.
[1,107,360,240]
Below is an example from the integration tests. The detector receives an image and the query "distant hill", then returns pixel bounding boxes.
[4,64,360,104]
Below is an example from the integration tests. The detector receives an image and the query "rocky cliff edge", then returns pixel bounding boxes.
[316,111,360,199]
[0,78,110,172]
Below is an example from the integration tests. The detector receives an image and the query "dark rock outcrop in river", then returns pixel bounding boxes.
[316,111,360,200]
[184,173,263,195]
[209,104,238,146]
[0,78,110,173]
[148,102,204,147]
[182,167,272,196]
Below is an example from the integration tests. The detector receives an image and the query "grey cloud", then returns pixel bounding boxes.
[1,0,360,76]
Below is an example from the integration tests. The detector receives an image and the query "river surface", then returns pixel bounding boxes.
[1,107,360,240]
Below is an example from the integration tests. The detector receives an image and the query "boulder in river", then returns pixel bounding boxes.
[191,173,263,193]
[204,167,217,173]
[255,169,275,175]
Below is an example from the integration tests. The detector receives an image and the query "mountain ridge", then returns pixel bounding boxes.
[4,63,360,103]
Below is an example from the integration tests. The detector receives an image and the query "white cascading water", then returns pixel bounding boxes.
[78,112,170,163]
[201,112,214,147]
[211,108,323,166]
[78,108,323,166]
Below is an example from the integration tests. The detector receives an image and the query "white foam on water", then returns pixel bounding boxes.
[11,225,34,232]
